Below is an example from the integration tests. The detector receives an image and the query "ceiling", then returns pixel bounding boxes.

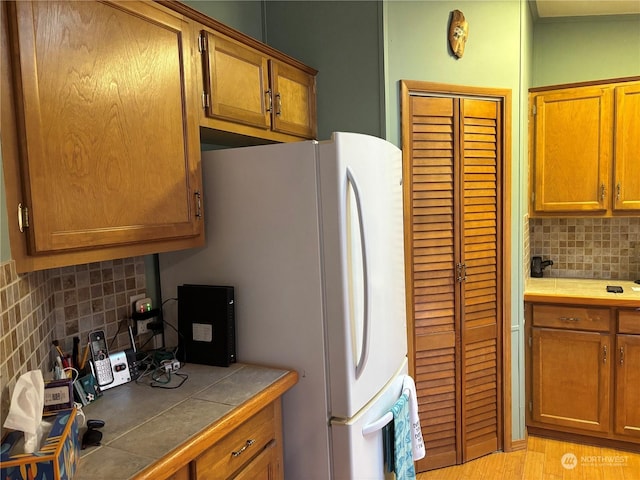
[534,0,640,18]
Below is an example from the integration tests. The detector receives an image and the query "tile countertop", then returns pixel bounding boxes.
[74,363,297,480]
[525,278,640,308]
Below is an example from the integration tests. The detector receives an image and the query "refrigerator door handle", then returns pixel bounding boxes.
[362,411,392,436]
[346,168,369,379]
[362,387,412,436]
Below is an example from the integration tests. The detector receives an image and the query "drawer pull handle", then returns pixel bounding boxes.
[231,439,255,457]
[559,316,580,322]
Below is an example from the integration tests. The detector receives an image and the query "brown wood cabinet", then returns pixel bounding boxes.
[531,327,611,433]
[614,83,640,211]
[1,0,204,272]
[131,369,297,480]
[529,77,640,216]
[526,302,640,446]
[198,29,317,142]
[2,0,319,273]
[615,309,640,439]
[193,403,282,479]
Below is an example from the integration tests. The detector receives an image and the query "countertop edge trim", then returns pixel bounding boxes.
[524,293,640,308]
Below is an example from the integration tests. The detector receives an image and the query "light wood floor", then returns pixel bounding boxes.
[416,436,640,479]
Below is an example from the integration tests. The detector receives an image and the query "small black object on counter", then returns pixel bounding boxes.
[531,256,554,278]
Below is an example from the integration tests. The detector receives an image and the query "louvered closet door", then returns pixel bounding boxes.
[405,94,501,471]
[408,96,459,471]
[459,99,502,462]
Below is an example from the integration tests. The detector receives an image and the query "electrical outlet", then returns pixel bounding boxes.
[137,318,153,335]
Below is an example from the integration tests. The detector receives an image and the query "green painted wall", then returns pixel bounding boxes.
[533,15,640,86]
[264,1,384,141]
[182,0,265,41]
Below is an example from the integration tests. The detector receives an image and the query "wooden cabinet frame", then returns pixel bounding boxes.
[1,0,205,273]
[525,302,640,447]
[528,76,640,217]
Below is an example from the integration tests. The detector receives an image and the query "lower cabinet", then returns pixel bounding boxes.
[193,403,281,479]
[531,328,610,433]
[526,302,640,446]
[615,310,640,438]
[162,402,284,480]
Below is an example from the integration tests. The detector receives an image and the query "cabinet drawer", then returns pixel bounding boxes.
[195,404,276,479]
[618,309,640,334]
[532,305,611,331]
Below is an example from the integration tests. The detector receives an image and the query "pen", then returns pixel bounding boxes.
[73,336,80,369]
[80,343,90,370]
[53,340,65,359]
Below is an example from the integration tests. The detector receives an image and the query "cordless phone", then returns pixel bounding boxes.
[89,330,114,387]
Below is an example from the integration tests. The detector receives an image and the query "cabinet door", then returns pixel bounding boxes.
[532,87,612,213]
[615,334,640,438]
[232,440,280,480]
[613,83,640,211]
[269,60,317,139]
[202,31,270,129]
[532,328,610,432]
[7,1,202,254]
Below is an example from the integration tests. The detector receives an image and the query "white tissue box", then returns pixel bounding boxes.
[0,408,80,480]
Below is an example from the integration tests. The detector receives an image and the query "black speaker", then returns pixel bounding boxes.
[177,284,236,367]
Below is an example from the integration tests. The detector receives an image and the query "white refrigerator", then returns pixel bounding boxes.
[159,132,409,480]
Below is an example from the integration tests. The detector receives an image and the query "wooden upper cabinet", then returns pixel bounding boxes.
[529,78,640,216]
[2,0,204,270]
[201,31,271,130]
[532,86,612,213]
[613,83,640,212]
[198,28,317,142]
[269,59,317,139]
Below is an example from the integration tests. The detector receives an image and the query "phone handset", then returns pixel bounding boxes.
[89,330,114,387]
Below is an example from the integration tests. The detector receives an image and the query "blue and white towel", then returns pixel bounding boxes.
[390,392,416,480]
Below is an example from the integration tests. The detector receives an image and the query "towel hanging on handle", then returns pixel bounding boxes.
[390,393,416,480]
[402,375,426,460]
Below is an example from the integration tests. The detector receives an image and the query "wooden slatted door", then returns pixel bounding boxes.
[407,96,459,470]
[402,84,504,471]
[460,99,502,462]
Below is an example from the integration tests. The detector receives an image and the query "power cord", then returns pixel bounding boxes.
[134,348,188,389]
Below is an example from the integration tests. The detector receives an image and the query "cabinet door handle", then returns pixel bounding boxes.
[275,92,282,116]
[620,346,624,365]
[231,438,255,457]
[194,191,202,218]
[616,183,621,201]
[600,183,606,201]
[603,345,607,364]
[265,89,273,112]
[559,316,580,322]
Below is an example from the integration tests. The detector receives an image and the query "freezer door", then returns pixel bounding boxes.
[319,132,408,419]
[330,358,408,480]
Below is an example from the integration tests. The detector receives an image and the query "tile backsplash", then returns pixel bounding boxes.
[529,217,640,279]
[0,257,146,428]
